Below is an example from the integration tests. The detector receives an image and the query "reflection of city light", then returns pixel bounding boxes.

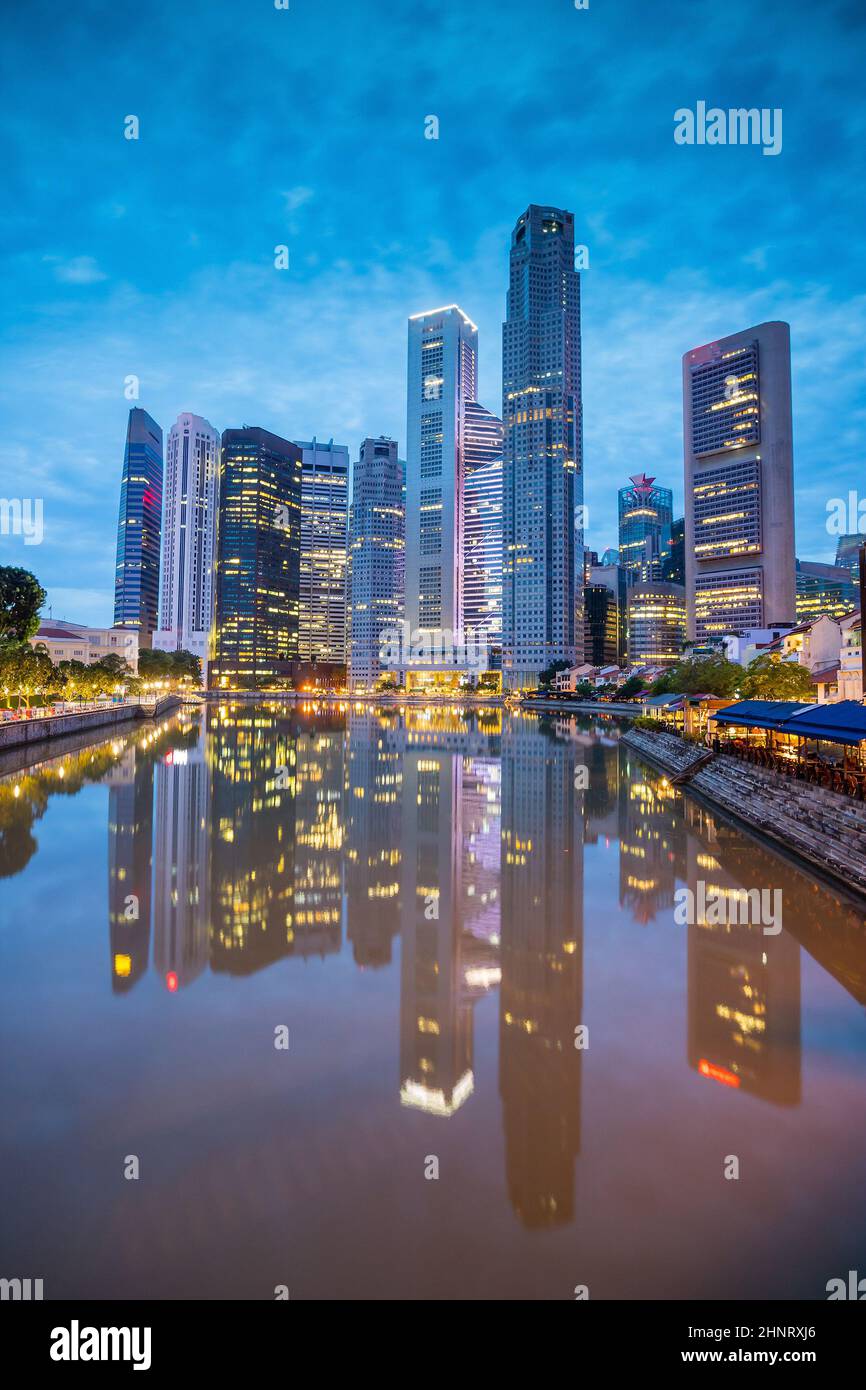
[464,966,501,989]
[698,1058,740,1088]
[114,954,132,977]
[166,972,179,992]
[400,1070,474,1117]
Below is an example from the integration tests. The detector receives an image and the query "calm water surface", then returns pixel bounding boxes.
[1,702,865,1300]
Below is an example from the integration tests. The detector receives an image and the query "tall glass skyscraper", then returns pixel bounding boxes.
[464,400,504,475]
[618,474,673,584]
[211,427,302,690]
[347,437,405,692]
[296,438,350,665]
[153,413,220,669]
[405,305,478,664]
[114,407,163,648]
[502,205,584,689]
[683,321,795,641]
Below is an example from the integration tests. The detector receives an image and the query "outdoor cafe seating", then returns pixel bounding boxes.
[709,700,866,800]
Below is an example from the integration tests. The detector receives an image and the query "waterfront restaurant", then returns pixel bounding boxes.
[710,699,866,797]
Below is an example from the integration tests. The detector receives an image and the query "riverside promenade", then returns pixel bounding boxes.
[0,694,185,756]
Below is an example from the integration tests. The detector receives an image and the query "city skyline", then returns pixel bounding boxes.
[2,0,864,629]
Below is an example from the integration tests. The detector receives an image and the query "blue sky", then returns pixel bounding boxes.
[1,0,864,626]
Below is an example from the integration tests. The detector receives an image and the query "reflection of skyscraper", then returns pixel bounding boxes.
[618,744,686,923]
[684,805,801,1105]
[209,704,297,974]
[499,717,583,1226]
[399,749,474,1116]
[114,407,163,648]
[293,716,344,958]
[107,746,154,993]
[152,731,211,990]
[344,712,402,967]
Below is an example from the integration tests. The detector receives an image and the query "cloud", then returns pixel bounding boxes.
[45,255,108,285]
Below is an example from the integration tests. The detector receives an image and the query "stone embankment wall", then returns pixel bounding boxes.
[0,695,183,755]
[623,727,866,899]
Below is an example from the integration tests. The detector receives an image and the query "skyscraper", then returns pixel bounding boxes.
[502,205,584,689]
[347,437,404,692]
[153,413,220,669]
[683,321,795,642]
[795,559,858,622]
[404,305,478,684]
[618,474,673,584]
[463,400,504,474]
[296,438,350,666]
[114,407,163,648]
[463,458,503,665]
[211,427,302,690]
[627,581,687,666]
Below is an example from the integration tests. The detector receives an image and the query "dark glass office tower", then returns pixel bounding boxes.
[113,408,163,647]
[618,473,673,584]
[211,427,302,690]
[502,205,583,689]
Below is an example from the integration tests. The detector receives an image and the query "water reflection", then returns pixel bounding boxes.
[1,701,865,1281]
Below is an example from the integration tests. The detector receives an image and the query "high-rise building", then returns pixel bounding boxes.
[835,533,862,583]
[662,516,686,586]
[347,437,405,692]
[584,583,619,666]
[211,427,302,690]
[404,305,478,682]
[463,400,504,475]
[502,205,584,689]
[618,474,673,584]
[683,321,795,642]
[627,581,686,666]
[296,439,350,665]
[153,413,220,669]
[588,562,627,664]
[114,407,163,648]
[795,559,858,622]
[463,457,503,665]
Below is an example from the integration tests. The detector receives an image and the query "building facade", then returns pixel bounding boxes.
[347,437,405,692]
[404,305,478,684]
[627,581,686,667]
[683,321,796,643]
[114,407,163,648]
[584,583,619,667]
[463,457,503,665]
[153,413,220,669]
[502,205,584,688]
[31,620,140,673]
[795,559,858,623]
[211,427,302,690]
[618,474,673,584]
[296,438,349,665]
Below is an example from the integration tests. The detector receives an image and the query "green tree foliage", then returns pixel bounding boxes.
[538,659,572,689]
[138,648,202,686]
[739,652,815,700]
[651,653,741,698]
[616,675,645,700]
[0,567,46,642]
[0,641,56,708]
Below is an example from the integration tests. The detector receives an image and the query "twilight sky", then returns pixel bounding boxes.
[1,0,864,626]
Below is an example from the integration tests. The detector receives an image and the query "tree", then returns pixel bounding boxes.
[575,679,595,699]
[657,653,741,698]
[538,659,571,690]
[616,675,645,700]
[740,653,814,700]
[0,567,46,642]
[0,641,55,709]
[138,648,202,687]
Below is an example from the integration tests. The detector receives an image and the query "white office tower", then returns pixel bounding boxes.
[153,412,220,673]
[403,305,479,690]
